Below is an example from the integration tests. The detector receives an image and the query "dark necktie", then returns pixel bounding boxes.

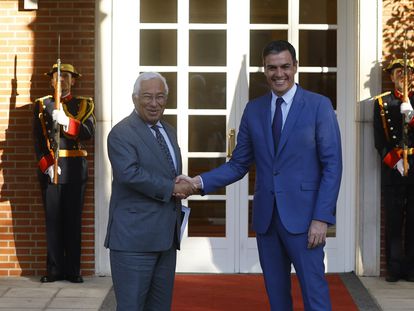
[272,97,284,153]
[151,125,177,176]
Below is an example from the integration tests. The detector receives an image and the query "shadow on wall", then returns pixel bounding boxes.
[383,0,414,79]
[0,53,41,276]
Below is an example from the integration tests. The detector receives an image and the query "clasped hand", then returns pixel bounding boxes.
[52,106,69,127]
[400,101,413,122]
[173,175,201,199]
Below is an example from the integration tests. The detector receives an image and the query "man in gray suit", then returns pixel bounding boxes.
[105,72,194,310]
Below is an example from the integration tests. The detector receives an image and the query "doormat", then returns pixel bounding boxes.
[99,273,380,310]
[172,273,360,311]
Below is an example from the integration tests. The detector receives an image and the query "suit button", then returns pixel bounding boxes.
[270,191,274,195]
[273,171,279,175]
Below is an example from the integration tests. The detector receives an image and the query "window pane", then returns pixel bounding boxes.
[162,114,177,129]
[248,201,256,237]
[299,30,336,67]
[189,30,226,66]
[299,0,337,24]
[188,200,225,237]
[250,0,288,24]
[140,0,177,23]
[189,73,226,109]
[299,73,337,109]
[249,72,269,100]
[140,30,177,66]
[189,115,226,152]
[188,158,226,195]
[250,30,288,66]
[161,72,177,109]
[248,164,256,195]
[190,0,226,23]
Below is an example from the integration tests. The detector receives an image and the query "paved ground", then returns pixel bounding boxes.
[0,274,413,310]
[0,276,112,310]
[359,276,414,311]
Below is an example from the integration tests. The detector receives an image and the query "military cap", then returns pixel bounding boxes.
[385,58,414,73]
[45,63,81,77]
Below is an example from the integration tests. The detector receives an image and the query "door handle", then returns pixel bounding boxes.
[227,128,236,158]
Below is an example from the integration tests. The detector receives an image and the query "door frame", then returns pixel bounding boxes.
[94,0,376,276]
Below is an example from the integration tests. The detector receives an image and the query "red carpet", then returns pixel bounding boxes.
[172,274,358,311]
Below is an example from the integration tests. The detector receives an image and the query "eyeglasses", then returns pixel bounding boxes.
[139,94,167,104]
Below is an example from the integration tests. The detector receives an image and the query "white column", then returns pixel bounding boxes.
[94,0,113,275]
[355,0,382,276]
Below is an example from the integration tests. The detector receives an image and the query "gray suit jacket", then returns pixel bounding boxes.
[104,111,182,252]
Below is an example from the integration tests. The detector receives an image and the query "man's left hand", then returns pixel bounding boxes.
[307,220,328,249]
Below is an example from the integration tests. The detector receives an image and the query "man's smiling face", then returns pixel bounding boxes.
[263,50,298,96]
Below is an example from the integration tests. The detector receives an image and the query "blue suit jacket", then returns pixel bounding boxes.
[105,111,182,251]
[201,85,342,234]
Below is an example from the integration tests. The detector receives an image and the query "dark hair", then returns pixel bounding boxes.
[262,40,297,64]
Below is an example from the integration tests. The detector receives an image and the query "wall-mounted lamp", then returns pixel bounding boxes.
[24,0,38,10]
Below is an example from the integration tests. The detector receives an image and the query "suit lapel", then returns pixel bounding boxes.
[276,86,305,158]
[128,112,174,175]
[259,93,275,157]
[161,120,182,175]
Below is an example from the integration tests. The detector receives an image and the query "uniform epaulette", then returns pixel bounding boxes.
[373,91,391,100]
[76,96,93,102]
[35,95,53,103]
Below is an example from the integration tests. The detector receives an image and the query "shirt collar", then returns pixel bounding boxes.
[271,83,297,104]
[133,109,163,129]
[62,93,72,103]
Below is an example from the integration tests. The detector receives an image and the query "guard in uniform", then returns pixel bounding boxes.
[33,64,95,283]
[373,58,414,282]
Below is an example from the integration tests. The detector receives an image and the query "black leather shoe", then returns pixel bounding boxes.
[40,275,63,283]
[385,275,399,282]
[405,275,414,282]
[65,275,84,283]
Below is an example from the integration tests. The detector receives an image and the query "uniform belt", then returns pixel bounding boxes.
[58,149,87,157]
[394,147,414,156]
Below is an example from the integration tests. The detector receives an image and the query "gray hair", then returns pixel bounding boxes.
[132,72,169,96]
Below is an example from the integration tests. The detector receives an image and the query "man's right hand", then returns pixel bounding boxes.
[173,175,201,199]
[400,102,413,122]
[44,165,61,181]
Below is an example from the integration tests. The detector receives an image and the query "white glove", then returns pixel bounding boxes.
[52,106,69,128]
[395,159,405,176]
[45,165,61,181]
[400,102,413,122]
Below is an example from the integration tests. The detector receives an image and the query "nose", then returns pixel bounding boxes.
[274,67,284,77]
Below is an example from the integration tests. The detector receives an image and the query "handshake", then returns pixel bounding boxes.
[173,175,202,199]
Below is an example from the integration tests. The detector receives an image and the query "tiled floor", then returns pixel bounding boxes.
[359,276,414,311]
[0,276,112,311]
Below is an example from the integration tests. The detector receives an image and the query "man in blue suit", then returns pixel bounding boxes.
[105,72,194,310]
[180,40,342,310]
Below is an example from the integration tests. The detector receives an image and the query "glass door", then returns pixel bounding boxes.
[112,0,344,273]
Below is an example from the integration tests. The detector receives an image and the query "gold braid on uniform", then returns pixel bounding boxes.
[36,96,55,156]
[377,95,390,142]
[62,97,95,140]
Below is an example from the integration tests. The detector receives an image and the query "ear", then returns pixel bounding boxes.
[71,77,76,86]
